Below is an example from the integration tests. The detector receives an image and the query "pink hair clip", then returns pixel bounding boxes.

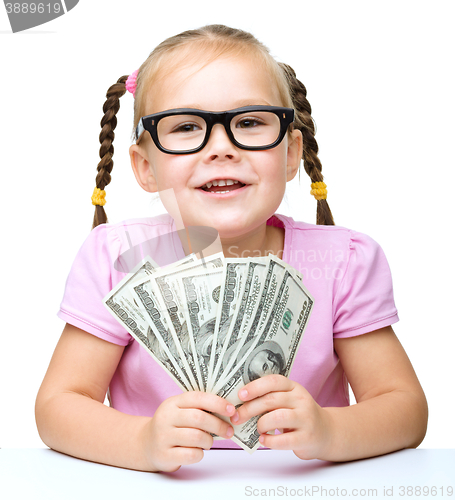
[125,69,139,98]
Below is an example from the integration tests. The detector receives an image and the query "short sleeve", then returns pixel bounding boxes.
[333,231,399,338]
[57,224,132,346]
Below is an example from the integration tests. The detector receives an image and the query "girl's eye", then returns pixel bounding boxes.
[172,122,202,133]
[236,117,264,129]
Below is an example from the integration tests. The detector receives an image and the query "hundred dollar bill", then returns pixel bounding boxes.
[179,268,224,392]
[163,253,198,270]
[126,253,197,291]
[131,277,198,390]
[213,255,288,391]
[206,259,248,392]
[127,252,201,390]
[103,255,192,392]
[213,255,287,393]
[215,269,314,453]
[145,252,225,391]
[210,258,267,391]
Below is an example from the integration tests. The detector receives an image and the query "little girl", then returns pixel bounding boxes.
[35,24,428,473]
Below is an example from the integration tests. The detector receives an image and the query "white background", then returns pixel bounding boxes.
[0,1,454,450]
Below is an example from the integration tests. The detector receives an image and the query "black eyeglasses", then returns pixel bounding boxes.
[135,106,295,154]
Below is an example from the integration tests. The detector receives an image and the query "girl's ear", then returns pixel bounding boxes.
[286,129,303,182]
[129,143,158,193]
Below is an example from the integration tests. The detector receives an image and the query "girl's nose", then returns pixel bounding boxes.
[203,123,240,162]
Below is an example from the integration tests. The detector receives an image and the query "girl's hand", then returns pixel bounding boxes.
[142,391,236,472]
[231,375,332,460]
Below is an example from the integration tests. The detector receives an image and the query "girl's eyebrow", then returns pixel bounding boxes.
[233,99,273,107]
[170,99,273,110]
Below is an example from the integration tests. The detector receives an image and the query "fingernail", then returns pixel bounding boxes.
[226,404,235,414]
[226,427,234,438]
[231,411,239,423]
[239,389,248,400]
[259,435,264,443]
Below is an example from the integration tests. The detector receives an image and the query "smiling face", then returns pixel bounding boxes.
[130,53,302,241]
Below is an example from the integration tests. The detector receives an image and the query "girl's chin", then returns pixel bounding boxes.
[185,220,247,241]
[181,206,277,239]
[211,220,265,242]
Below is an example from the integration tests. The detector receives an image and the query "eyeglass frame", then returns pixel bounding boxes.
[134,105,295,155]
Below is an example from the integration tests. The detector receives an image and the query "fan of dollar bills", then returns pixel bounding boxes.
[104,251,313,453]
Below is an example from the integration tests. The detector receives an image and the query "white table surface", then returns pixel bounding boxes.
[1,448,454,499]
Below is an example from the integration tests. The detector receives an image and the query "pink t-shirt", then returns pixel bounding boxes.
[58,213,398,449]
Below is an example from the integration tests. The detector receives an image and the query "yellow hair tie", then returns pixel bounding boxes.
[310,181,327,200]
[91,187,106,206]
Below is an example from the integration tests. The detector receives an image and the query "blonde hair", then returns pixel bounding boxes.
[93,24,334,229]
[133,25,293,133]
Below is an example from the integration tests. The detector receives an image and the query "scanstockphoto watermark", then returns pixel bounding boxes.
[244,485,379,497]
[3,0,79,33]
[244,485,454,497]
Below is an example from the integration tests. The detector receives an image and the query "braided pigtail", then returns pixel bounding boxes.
[279,63,335,226]
[92,75,129,229]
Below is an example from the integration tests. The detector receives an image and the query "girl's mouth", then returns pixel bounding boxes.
[198,179,246,194]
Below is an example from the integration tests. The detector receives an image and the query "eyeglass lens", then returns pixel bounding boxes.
[156,111,281,152]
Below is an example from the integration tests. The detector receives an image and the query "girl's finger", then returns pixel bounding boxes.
[168,446,205,466]
[172,427,214,450]
[238,375,294,402]
[256,408,297,435]
[174,391,236,417]
[233,390,294,425]
[176,408,234,440]
[258,429,296,451]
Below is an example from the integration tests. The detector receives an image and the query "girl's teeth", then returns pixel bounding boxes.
[204,179,239,188]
